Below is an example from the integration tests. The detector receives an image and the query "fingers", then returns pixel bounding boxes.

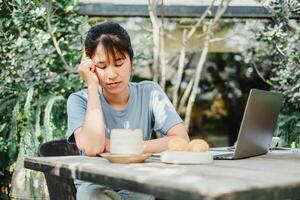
[78,59,93,72]
[77,57,101,87]
[78,59,93,80]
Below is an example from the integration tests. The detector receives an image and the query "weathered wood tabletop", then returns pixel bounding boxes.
[24,150,300,200]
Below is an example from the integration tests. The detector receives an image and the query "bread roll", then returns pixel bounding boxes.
[168,137,189,151]
[188,139,209,152]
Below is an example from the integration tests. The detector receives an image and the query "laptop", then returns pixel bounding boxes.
[209,89,284,160]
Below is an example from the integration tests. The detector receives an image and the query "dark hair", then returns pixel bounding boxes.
[84,22,134,63]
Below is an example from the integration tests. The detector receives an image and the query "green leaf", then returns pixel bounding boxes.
[43,95,64,142]
[24,87,34,115]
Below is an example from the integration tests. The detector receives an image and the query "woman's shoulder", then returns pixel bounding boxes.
[67,89,88,101]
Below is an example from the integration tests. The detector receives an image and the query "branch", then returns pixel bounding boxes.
[172,1,215,107]
[211,0,230,27]
[148,0,160,82]
[3,0,12,13]
[168,55,179,69]
[44,9,74,73]
[186,0,216,42]
[184,31,210,130]
[209,37,225,43]
[276,44,285,56]
[183,0,231,129]
[194,0,230,39]
[173,29,187,107]
[159,26,166,90]
[178,77,194,114]
[159,0,166,90]
[252,63,273,86]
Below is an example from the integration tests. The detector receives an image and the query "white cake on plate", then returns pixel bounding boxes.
[110,129,143,155]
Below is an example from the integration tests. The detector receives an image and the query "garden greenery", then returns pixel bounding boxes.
[245,0,300,147]
[0,0,89,197]
[0,0,299,198]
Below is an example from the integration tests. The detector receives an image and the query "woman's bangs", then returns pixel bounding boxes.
[100,35,126,63]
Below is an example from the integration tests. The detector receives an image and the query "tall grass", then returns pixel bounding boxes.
[7,87,66,199]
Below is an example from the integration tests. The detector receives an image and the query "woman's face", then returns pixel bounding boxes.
[91,45,132,96]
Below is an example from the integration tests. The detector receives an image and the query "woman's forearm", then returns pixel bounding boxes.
[77,85,106,155]
[143,124,190,153]
[142,135,179,153]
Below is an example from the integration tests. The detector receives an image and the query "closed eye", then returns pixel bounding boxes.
[96,58,125,68]
[115,62,124,67]
[95,65,106,69]
[114,58,125,67]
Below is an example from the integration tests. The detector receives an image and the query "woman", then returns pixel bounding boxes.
[67,22,189,200]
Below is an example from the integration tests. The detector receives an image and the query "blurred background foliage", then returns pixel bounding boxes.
[0,0,299,199]
[243,0,300,147]
[0,0,89,198]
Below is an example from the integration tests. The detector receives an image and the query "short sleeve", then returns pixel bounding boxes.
[150,83,183,136]
[66,93,87,143]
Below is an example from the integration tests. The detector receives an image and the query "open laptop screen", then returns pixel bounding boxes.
[211,89,283,159]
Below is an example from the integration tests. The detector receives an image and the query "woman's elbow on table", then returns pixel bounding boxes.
[74,128,105,156]
[83,145,104,156]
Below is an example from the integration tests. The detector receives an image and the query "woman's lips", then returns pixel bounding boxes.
[106,81,121,89]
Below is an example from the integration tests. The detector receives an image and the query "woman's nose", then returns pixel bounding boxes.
[106,66,117,79]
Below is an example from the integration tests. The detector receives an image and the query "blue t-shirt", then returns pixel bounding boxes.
[66,81,183,143]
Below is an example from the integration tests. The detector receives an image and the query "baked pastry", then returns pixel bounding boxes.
[188,139,209,152]
[168,137,189,151]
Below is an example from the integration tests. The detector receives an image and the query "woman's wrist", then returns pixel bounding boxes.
[87,83,99,90]
[142,141,148,153]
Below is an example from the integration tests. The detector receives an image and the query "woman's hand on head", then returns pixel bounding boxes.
[78,57,101,88]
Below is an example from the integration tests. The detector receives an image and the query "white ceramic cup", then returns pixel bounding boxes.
[110,129,143,155]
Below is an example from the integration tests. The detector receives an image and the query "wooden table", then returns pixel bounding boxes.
[24,150,300,200]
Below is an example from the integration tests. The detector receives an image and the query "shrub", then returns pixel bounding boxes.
[0,0,89,197]
[243,0,300,147]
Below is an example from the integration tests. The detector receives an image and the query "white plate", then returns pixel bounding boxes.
[100,153,151,164]
[160,151,213,164]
